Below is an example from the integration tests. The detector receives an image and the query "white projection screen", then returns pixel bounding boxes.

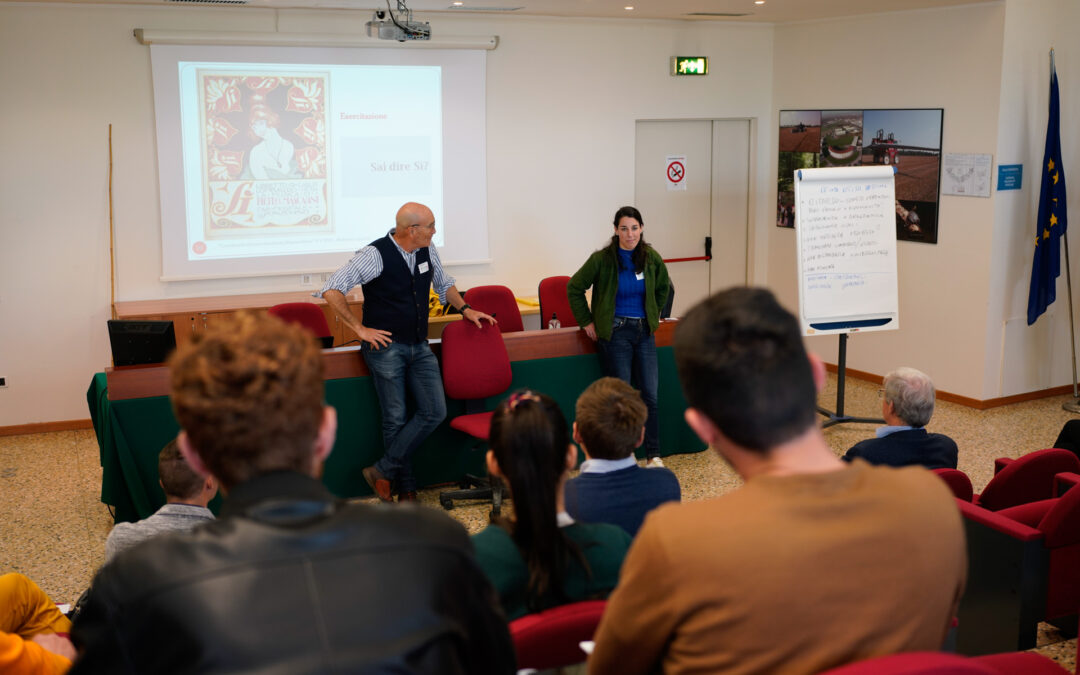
[150,44,488,280]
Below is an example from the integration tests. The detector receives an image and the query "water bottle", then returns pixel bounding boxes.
[547,313,561,330]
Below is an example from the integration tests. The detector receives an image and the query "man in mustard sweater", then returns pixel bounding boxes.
[589,288,966,675]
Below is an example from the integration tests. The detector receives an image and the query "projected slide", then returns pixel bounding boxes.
[178,62,443,262]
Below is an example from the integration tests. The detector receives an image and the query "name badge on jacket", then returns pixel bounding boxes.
[635,272,645,281]
[418,262,430,274]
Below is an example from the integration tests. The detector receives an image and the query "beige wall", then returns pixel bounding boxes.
[0,4,774,426]
[769,4,1007,398]
[984,0,1080,398]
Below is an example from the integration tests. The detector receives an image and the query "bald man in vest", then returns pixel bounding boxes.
[318,203,495,502]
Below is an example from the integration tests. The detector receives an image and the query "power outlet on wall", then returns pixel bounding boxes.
[301,274,313,285]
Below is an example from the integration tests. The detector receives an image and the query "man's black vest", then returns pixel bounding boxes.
[361,235,432,345]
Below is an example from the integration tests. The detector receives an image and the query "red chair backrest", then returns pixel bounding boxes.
[1040,480,1080,548]
[268,302,332,339]
[440,320,512,401]
[819,650,1065,674]
[464,285,524,333]
[978,449,1080,511]
[932,469,974,502]
[538,276,578,329]
[510,600,607,670]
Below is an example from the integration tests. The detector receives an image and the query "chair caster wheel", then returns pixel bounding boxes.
[440,496,454,510]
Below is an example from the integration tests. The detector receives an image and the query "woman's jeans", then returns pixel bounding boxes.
[597,317,659,457]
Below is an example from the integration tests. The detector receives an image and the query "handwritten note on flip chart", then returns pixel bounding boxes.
[794,166,899,336]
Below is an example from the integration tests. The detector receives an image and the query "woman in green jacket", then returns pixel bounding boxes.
[568,206,672,466]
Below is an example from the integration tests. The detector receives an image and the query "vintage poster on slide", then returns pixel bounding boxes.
[198,69,331,243]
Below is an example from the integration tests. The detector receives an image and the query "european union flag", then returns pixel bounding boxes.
[1027,60,1068,325]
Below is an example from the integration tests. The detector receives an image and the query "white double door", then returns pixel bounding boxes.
[634,119,751,316]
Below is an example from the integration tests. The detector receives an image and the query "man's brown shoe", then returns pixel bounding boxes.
[398,491,418,503]
[362,466,393,502]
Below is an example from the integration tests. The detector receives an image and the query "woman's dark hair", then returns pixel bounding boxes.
[606,205,649,273]
[490,390,589,612]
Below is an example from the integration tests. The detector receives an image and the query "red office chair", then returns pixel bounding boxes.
[975,449,1080,511]
[957,476,1080,653]
[463,285,524,333]
[437,320,513,515]
[268,302,334,348]
[510,600,607,670]
[933,468,974,502]
[820,650,1067,674]
[538,276,578,329]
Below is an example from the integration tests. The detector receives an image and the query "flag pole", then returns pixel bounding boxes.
[1055,48,1080,413]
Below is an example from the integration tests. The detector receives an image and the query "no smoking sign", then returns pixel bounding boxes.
[666,155,687,191]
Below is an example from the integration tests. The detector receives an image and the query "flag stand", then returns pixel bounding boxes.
[1050,47,1080,414]
[1063,228,1080,412]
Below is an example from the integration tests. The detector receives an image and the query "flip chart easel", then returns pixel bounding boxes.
[794,165,900,428]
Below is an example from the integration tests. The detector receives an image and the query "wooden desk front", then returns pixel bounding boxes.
[93,321,701,522]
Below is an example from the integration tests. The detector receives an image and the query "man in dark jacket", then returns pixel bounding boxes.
[71,312,515,674]
[843,366,958,470]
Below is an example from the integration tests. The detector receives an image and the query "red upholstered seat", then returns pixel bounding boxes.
[463,285,524,333]
[438,320,512,513]
[448,411,495,440]
[933,468,974,502]
[268,302,333,346]
[956,478,1080,653]
[510,600,607,670]
[819,650,1066,674]
[538,275,578,329]
[976,449,1080,511]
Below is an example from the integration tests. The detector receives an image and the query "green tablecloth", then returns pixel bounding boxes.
[88,348,704,523]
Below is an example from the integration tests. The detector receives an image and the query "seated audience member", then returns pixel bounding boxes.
[843,367,958,470]
[104,439,217,562]
[472,391,631,621]
[1052,419,1080,459]
[0,573,75,674]
[71,312,514,674]
[588,288,966,675]
[564,377,680,537]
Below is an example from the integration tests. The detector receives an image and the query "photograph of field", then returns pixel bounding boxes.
[819,110,864,167]
[776,107,944,244]
[779,110,821,152]
[861,109,943,211]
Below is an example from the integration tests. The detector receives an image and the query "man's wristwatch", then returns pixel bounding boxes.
[460,303,472,313]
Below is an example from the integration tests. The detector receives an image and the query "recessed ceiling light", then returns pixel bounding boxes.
[452,1,463,4]
[755,0,765,4]
[624,5,634,10]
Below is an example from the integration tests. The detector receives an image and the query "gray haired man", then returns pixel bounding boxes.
[843,366,958,470]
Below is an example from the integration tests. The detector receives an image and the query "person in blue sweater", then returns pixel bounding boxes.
[563,377,681,537]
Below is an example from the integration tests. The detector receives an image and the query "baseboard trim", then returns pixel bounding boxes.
[823,364,1076,410]
[0,419,93,437]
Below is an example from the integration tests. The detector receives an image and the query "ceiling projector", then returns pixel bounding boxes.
[367,1,431,41]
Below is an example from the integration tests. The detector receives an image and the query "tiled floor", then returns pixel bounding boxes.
[1,374,1077,670]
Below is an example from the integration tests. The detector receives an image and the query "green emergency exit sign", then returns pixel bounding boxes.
[671,56,708,76]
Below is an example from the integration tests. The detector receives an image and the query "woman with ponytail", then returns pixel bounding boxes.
[568,206,672,467]
[471,391,631,620]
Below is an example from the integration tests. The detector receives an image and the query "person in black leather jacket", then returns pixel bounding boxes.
[70,311,515,674]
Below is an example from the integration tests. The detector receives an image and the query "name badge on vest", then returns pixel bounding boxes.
[418,261,430,274]
[635,272,645,281]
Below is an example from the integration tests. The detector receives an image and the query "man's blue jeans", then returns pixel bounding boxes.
[362,341,447,493]
[596,317,659,457]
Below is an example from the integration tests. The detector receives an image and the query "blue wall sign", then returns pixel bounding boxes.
[997,164,1023,191]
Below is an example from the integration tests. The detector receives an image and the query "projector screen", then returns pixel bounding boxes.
[150,44,488,280]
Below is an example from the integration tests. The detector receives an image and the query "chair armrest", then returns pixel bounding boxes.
[957,499,1044,542]
[994,457,1014,474]
[1053,471,1080,497]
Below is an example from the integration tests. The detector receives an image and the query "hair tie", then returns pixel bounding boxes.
[506,391,540,411]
